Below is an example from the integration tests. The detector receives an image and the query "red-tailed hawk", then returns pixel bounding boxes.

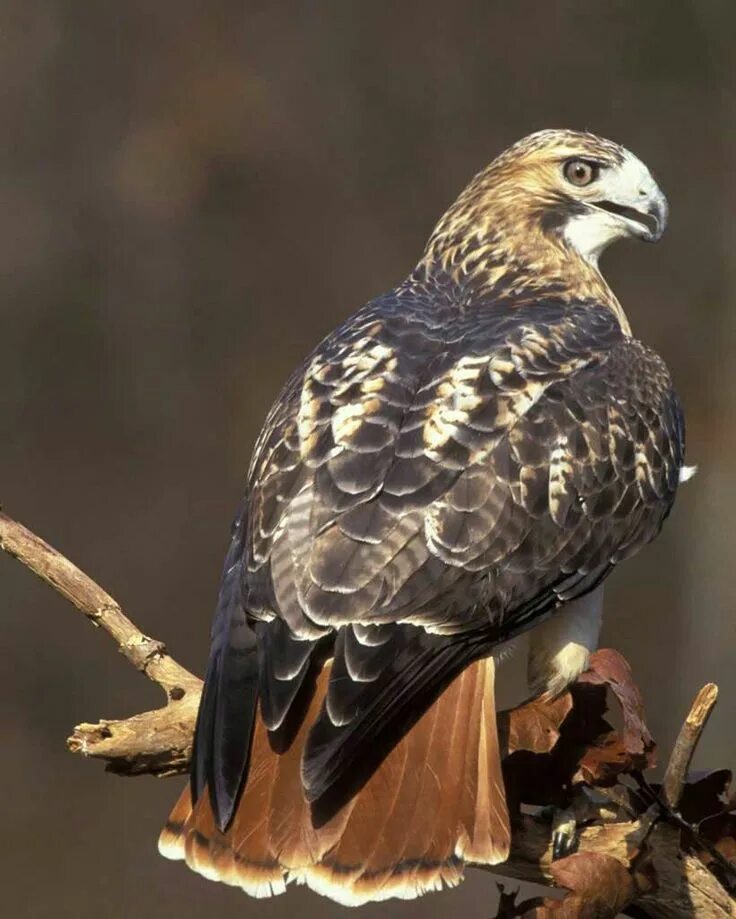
[159,130,688,905]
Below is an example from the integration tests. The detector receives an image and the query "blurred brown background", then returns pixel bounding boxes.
[1,2,734,916]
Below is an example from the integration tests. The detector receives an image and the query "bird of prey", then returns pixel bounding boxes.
[159,130,689,905]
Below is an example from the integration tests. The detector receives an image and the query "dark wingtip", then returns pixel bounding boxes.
[210,781,239,833]
[300,754,330,803]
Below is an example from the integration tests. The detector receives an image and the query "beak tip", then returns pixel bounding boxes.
[646,193,668,242]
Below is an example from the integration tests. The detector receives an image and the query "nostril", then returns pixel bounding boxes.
[638,188,647,197]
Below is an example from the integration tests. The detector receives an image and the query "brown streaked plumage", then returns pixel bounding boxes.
[159,129,686,905]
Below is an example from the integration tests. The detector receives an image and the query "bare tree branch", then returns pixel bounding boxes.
[1,509,734,916]
[0,510,201,776]
[662,683,719,809]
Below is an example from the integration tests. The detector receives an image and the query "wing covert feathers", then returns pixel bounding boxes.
[243,300,683,643]
[159,656,509,906]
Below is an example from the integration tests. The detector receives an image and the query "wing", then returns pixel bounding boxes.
[190,505,260,829]
[205,293,685,815]
[245,296,683,634]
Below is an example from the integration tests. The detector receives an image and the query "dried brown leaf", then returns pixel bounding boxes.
[503,650,657,809]
[578,649,655,765]
[573,733,634,786]
[505,693,574,755]
[701,810,736,842]
[500,693,582,809]
[528,852,635,918]
[678,769,732,824]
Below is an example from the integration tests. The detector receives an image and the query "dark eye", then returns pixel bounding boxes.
[563,159,599,187]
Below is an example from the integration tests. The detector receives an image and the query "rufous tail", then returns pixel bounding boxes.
[158,656,509,906]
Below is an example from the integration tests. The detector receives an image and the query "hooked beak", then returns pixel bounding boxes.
[595,185,669,243]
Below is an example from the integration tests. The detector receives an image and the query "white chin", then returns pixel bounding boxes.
[563,212,628,265]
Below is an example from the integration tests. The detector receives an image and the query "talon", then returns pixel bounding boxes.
[552,829,577,859]
[551,809,579,859]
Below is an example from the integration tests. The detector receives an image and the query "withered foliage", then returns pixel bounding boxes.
[677,770,736,894]
[533,853,636,918]
[500,649,655,810]
[494,650,736,917]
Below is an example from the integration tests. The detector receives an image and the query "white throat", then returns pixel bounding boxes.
[563,211,627,266]
[562,150,661,265]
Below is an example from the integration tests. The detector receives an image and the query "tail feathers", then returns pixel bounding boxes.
[159,657,509,906]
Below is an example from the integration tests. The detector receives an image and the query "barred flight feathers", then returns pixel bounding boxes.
[190,507,259,830]
[161,129,688,905]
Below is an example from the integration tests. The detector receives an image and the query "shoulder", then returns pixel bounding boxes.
[584,335,682,426]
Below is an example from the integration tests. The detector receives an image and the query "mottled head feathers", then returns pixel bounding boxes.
[419,130,667,323]
[492,129,627,172]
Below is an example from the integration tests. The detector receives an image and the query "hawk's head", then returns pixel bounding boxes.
[423,130,668,298]
[491,129,668,258]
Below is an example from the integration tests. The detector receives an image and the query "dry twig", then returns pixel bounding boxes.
[662,684,720,810]
[0,511,201,776]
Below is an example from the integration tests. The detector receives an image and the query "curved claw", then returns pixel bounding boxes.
[551,808,579,860]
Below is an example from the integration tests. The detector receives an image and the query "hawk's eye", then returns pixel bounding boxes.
[563,159,599,187]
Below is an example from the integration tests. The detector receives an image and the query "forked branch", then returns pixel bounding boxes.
[0,511,201,776]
